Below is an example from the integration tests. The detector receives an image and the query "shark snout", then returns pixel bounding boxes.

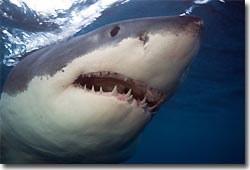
[181,15,203,27]
[160,15,203,38]
[136,16,203,96]
[180,15,203,36]
[138,15,203,36]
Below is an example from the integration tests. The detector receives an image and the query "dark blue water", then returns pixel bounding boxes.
[124,1,245,164]
[0,0,245,164]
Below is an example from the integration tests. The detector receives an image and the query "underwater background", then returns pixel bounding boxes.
[0,0,245,164]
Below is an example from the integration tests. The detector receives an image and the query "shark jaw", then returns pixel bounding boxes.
[73,71,166,114]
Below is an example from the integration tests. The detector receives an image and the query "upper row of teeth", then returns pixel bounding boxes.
[80,84,155,110]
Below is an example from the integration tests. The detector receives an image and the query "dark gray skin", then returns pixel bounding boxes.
[3,15,202,95]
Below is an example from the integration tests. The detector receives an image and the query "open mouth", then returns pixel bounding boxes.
[73,71,166,113]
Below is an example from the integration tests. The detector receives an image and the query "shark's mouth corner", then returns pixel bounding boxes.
[73,71,166,113]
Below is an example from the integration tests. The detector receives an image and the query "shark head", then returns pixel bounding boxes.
[1,16,202,163]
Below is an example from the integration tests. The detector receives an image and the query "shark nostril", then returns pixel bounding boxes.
[110,26,120,37]
[139,33,149,44]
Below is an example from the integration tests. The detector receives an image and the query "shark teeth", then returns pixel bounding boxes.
[91,85,95,92]
[100,87,103,93]
[141,96,146,104]
[83,84,87,91]
[78,84,157,113]
[140,96,147,108]
[126,95,133,102]
[73,71,166,113]
[141,103,147,108]
[148,105,158,112]
[112,85,118,95]
[131,99,137,107]
[125,89,132,98]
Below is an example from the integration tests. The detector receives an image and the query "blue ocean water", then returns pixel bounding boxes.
[0,0,245,164]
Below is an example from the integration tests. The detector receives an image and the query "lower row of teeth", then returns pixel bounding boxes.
[78,84,157,112]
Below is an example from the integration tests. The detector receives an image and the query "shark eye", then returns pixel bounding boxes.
[110,26,120,37]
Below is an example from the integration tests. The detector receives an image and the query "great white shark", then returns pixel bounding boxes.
[0,16,203,163]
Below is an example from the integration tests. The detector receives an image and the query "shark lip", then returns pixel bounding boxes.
[73,71,166,113]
